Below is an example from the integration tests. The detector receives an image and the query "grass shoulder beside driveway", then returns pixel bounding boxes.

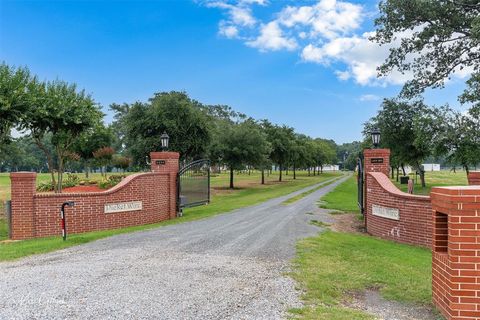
[0,171,340,261]
[318,174,359,213]
[290,231,432,320]
[291,174,435,319]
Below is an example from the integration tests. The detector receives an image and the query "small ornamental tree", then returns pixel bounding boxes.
[93,146,115,178]
[21,80,103,193]
[113,155,132,172]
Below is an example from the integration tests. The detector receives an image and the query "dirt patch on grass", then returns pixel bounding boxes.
[344,289,440,320]
[330,212,365,234]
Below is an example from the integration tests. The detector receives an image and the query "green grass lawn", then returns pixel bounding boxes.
[391,170,468,195]
[0,170,340,261]
[318,174,359,213]
[290,231,432,320]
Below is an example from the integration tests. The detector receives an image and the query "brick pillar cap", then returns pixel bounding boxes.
[150,152,180,159]
[431,185,480,196]
[10,172,37,179]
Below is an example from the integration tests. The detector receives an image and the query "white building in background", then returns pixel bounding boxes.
[403,164,441,174]
[423,163,441,171]
[322,165,340,172]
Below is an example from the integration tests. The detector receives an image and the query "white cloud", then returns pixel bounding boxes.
[219,22,239,38]
[278,0,363,39]
[302,31,414,85]
[207,1,256,27]
[335,70,351,81]
[205,0,473,87]
[359,94,380,101]
[247,21,297,51]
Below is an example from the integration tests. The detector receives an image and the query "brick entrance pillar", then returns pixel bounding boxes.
[363,149,391,229]
[431,186,480,320]
[363,148,391,176]
[150,152,180,219]
[10,172,37,239]
[468,172,480,185]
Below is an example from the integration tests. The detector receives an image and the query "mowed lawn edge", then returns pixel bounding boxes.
[290,175,435,320]
[290,231,433,320]
[0,171,340,261]
[318,174,359,213]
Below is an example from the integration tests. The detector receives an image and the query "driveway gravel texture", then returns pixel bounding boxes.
[0,174,350,320]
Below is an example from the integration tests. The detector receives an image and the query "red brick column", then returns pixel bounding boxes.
[364,148,391,228]
[150,152,180,219]
[467,172,480,185]
[10,172,37,240]
[363,148,391,176]
[431,186,480,320]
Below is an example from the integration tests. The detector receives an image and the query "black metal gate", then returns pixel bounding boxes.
[357,153,364,215]
[177,159,210,211]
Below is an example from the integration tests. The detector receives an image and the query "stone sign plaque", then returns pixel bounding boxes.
[156,160,166,165]
[372,204,399,220]
[105,201,143,214]
[370,158,384,164]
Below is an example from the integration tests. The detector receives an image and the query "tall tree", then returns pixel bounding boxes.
[118,91,211,165]
[262,121,294,182]
[366,99,431,187]
[373,0,480,101]
[218,120,270,189]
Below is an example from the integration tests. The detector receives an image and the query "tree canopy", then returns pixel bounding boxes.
[373,0,480,101]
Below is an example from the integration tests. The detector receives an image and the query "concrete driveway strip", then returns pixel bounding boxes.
[0,174,350,320]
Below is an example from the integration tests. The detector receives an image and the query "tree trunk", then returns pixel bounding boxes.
[320,165,323,174]
[313,167,316,176]
[286,168,288,175]
[391,166,395,179]
[307,167,311,176]
[401,164,406,176]
[279,165,283,182]
[261,169,265,185]
[57,151,64,193]
[229,167,234,189]
[415,163,426,188]
[464,164,470,175]
[396,167,400,182]
[85,164,90,179]
[293,163,296,180]
[35,137,57,192]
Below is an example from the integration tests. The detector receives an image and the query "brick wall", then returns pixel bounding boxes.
[363,148,432,248]
[468,172,480,186]
[431,186,480,320]
[365,172,432,248]
[9,152,179,240]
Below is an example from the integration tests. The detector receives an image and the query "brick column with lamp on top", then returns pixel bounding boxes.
[150,151,179,219]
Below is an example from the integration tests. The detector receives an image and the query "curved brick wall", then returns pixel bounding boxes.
[10,152,179,240]
[366,172,432,248]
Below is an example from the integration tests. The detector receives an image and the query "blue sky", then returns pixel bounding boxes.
[0,0,469,143]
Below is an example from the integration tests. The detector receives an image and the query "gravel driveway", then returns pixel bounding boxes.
[0,175,349,320]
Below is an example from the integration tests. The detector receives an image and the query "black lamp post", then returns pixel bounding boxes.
[160,132,169,151]
[371,128,381,148]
